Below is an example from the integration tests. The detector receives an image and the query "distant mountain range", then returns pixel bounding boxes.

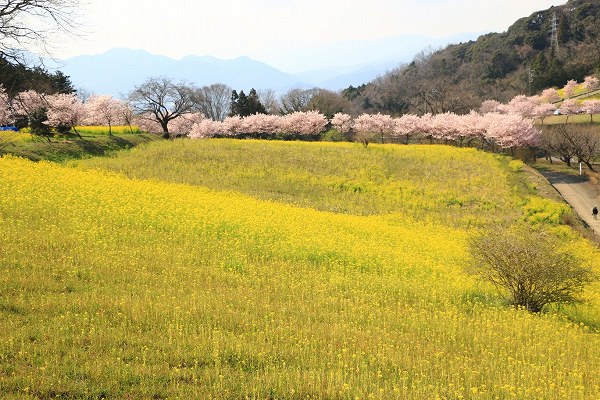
[56,33,479,97]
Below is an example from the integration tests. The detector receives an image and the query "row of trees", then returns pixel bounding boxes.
[185,110,539,150]
[539,124,600,170]
[0,88,137,139]
[1,79,545,151]
[480,76,600,123]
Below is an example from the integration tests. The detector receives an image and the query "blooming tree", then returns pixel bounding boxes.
[394,114,422,144]
[460,111,488,146]
[45,93,86,137]
[241,113,283,136]
[135,113,163,134]
[559,99,580,123]
[431,112,461,142]
[563,80,578,99]
[0,86,12,125]
[85,95,125,135]
[168,112,204,136]
[479,100,503,114]
[13,90,51,138]
[583,76,599,93]
[221,116,243,136]
[485,113,539,149]
[506,95,539,117]
[540,88,561,104]
[533,103,557,125]
[331,112,353,135]
[189,119,223,139]
[282,111,328,137]
[353,114,378,146]
[581,99,600,123]
[12,90,46,118]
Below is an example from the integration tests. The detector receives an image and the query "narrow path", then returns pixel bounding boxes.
[539,170,600,234]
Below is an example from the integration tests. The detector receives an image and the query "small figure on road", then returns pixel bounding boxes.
[593,206,598,220]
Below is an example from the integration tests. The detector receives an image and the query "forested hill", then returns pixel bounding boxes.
[348,0,600,116]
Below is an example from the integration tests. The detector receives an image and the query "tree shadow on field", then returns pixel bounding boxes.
[74,136,134,157]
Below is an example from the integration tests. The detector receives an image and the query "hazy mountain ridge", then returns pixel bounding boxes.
[58,32,480,97]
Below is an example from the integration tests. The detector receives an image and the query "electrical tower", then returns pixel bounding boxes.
[550,11,559,55]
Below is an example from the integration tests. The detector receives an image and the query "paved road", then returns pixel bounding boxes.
[540,170,600,234]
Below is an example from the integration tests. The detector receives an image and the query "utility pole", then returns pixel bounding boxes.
[550,11,560,56]
[527,66,535,96]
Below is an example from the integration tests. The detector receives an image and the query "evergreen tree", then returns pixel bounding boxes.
[247,88,266,115]
[0,57,75,97]
[237,90,250,116]
[229,90,239,116]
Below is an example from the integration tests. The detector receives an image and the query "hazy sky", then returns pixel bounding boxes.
[52,0,564,72]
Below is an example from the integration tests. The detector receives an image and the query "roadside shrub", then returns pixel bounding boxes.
[468,226,595,313]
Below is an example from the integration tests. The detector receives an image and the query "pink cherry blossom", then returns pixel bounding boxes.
[583,76,599,93]
[563,79,578,98]
[331,113,353,134]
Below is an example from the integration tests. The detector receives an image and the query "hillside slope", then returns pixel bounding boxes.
[351,0,600,115]
[1,142,599,398]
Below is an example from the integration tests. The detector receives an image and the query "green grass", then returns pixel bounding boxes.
[76,139,525,227]
[1,139,599,398]
[0,131,158,162]
[538,114,600,125]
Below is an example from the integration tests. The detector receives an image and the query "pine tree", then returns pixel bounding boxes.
[229,90,239,116]
[237,90,250,116]
[248,88,266,115]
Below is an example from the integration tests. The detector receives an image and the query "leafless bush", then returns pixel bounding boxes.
[468,226,595,313]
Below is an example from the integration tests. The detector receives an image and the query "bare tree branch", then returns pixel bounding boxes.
[0,0,81,65]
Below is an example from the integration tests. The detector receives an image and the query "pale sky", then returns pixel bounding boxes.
[52,0,564,72]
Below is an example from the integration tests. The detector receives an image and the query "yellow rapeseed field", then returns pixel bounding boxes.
[1,140,599,399]
[74,125,141,135]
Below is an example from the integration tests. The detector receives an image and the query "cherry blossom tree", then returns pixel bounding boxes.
[430,112,460,143]
[135,113,163,134]
[353,114,378,146]
[559,99,580,123]
[12,90,46,118]
[581,99,600,123]
[0,86,13,126]
[13,90,52,139]
[239,113,283,137]
[221,116,243,137]
[168,112,204,137]
[411,113,432,144]
[533,103,557,125]
[85,95,125,135]
[506,95,539,117]
[563,79,578,99]
[394,114,422,144]
[583,76,599,93]
[282,111,328,137]
[45,93,86,137]
[540,88,561,104]
[331,113,353,136]
[485,113,539,150]
[460,111,488,146]
[479,100,502,114]
[189,119,223,139]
